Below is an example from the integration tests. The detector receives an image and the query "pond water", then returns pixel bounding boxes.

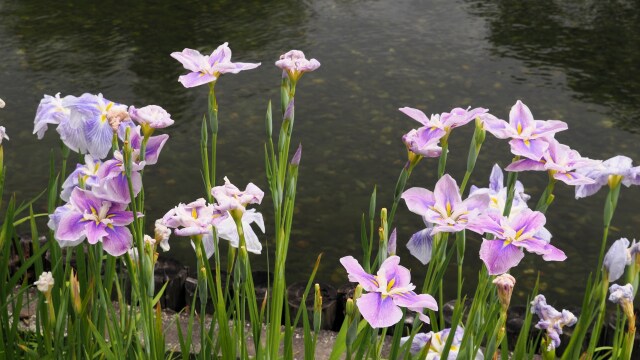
[1,0,639,306]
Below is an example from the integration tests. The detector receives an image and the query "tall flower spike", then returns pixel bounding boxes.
[275,50,320,82]
[340,255,438,328]
[171,43,261,88]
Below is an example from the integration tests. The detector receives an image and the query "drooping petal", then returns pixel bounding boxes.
[56,212,86,242]
[178,72,217,88]
[479,240,525,275]
[534,120,569,138]
[171,48,206,72]
[505,158,546,172]
[85,221,108,245]
[85,118,115,159]
[392,291,438,312]
[553,171,595,186]
[143,134,169,165]
[339,256,378,292]
[508,138,549,161]
[407,227,434,265]
[356,292,403,328]
[103,226,133,256]
[540,244,567,261]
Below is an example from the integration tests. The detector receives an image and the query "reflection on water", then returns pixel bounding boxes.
[1,0,639,305]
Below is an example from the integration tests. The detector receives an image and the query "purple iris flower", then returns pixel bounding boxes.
[161,198,229,259]
[402,127,444,158]
[506,139,597,186]
[399,106,489,136]
[91,157,142,205]
[33,93,73,139]
[65,93,127,159]
[574,155,640,199]
[530,295,577,351]
[609,283,634,305]
[60,155,102,202]
[401,328,481,360]
[483,100,568,161]
[275,50,320,82]
[53,188,134,256]
[469,164,531,217]
[603,238,632,282]
[467,209,566,275]
[340,255,438,328]
[402,174,490,235]
[171,43,261,88]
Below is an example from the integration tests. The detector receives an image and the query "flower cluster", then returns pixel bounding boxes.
[160,178,265,259]
[39,94,173,256]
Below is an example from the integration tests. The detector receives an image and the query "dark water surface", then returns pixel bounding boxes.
[1,0,639,306]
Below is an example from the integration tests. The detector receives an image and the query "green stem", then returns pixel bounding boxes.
[208,82,218,188]
[437,135,449,178]
[535,173,556,213]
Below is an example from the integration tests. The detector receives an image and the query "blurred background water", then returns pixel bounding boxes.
[1,0,639,306]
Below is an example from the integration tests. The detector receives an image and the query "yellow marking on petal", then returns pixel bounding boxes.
[446,201,452,215]
[191,208,198,219]
[524,139,530,147]
[387,278,396,292]
[90,207,97,215]
[106,214,115,219]
[517,123,523,134]
[107,223,114,230]
[515,228,524,239]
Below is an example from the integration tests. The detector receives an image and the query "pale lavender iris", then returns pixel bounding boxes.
[530,295,577,351]
[402,174,490,235]
[603,238,632,282]
[0,126,8,145]
[483,100,568,161]
[399,106,489,136]
[65,93,127,159]
[161,198,229,259]
[171,43,261,88]
[53,188,134,256]
[275,50,320,82]
[401,328,480,360]
[61,155,102,202]
[469,164,530,217]
[128,105,174,129]
[575,155,640,199]
[467,209,566,275]
[340,255,438,328]
[211,177,264,213]
[609,283,634,305]
[506,139,597,186]
[33,93,73,139]
[215,209,265,254]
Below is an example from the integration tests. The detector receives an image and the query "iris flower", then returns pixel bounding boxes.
[574,155,640,199]
[171,43,261,88]
[469,164,530,217]
[467,209,566,275]
[401,328,483,360]
[211,177,264,214]
[60,155,102,202]
[402,174,489,235]
[33,93,72,139]
[603,238,632,282]
[530,295,577,351]
[340,255,438,328]
[53,188,135,256]
[483,100,568,161]
[506,139,597,186]
[161,198,229,259]
[399,106,488,138]
[275,50,320,82]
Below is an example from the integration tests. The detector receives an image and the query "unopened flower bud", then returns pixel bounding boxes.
[388,228,397,256]
[291,143,302,166]
[608,174,623,189]
[353,284,363,301]
[346,298,355,318]
[493,274,516,311]
[70,269,82,314]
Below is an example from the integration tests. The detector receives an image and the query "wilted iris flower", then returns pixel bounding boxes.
[161,198,228,259]
[400,328,482,360]
[402,174,489,236]
[52,188,135,256]
[483,100,568,161]
[574,155,640,199]
[506,139,596,186]
[171,43,261,88]
[603,238,632,282]
[468,209,566,275]
[275,50,320,82]
[530,295,577,351]
[340,255,438,328]
[469,164,530,217]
